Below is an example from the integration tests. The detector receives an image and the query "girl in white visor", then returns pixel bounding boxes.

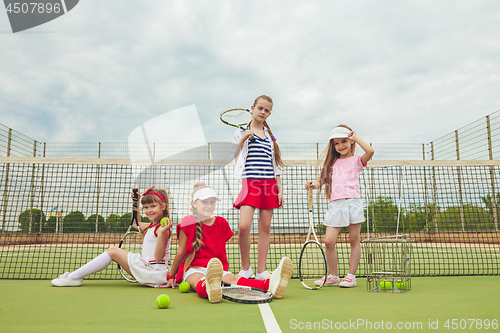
[305,125,374,288]
[161,182,293,303]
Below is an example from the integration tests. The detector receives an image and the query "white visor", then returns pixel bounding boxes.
[328,127,350,140]
[193,187,221,202]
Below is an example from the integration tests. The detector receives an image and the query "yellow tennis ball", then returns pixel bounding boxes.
[396,280,408,290]
[380,281,392,291]
[156,294,170,308]
[179,281,190,293]
[160,217,170,227]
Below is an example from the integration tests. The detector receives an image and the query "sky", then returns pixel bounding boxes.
[1,0,499,146]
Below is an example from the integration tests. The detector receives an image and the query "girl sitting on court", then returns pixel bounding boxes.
[305,125,374,288]
[161,182,293,303]
[233,95,285,280]
[51,187,173,288]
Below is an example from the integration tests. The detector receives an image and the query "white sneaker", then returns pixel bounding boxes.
[339,276,357,288]
[238,266,254,279]
[51,272,83,287]
[268,257,293,299]
[206,258,223,303]
[315,275,340,286]
[255,271,271,280]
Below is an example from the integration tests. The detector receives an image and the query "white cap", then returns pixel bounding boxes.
[193,187,221,202]
[328,126,350,140]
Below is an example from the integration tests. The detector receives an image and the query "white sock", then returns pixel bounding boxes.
[347,273,356,279]
[328,274,339,279]
[68,252,112,280]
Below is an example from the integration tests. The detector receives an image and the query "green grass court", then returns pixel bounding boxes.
[1,276,498,332]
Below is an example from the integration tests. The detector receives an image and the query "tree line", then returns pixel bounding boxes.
[15,193,499,233]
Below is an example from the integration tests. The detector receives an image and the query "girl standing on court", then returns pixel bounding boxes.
[232,95,285,280]
[305,125,374,288]
[162,182,293,303]
[51,187,173,288]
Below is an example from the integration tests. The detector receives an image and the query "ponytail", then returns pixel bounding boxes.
[183,182,210,272]
[264,121,285,168]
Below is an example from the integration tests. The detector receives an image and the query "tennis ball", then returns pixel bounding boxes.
[160,217,169,227]
[379,281,392,291]
[179,281,190,293]
[396,280,408,290]
[156,294,170,308]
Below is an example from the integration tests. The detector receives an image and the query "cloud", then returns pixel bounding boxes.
[0,0,499,146]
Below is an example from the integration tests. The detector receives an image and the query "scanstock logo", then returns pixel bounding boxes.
[4,0,79,33]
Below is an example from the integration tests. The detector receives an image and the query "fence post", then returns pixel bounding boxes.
[95,142,101,233]
[40,143,46,232]
[455,130,465,231]
[2,129,12,233]
[29,140,37,233]
[486,115,498,230]
[423,143,429,232]
[431,142,439,232]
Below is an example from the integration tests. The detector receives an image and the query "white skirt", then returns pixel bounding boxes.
[127,252,170,287]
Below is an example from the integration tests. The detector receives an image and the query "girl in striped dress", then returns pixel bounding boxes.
[232,95,285,280]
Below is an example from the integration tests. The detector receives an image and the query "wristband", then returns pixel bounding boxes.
[167,275,175,280]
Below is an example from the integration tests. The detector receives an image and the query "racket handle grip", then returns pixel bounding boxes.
[132,188,139,208]
[308,188,313,211]
[248,133,256,142]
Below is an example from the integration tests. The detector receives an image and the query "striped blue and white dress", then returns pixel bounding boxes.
[242,135,274,180]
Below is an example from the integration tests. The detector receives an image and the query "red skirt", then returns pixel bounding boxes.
[233,178,280,210]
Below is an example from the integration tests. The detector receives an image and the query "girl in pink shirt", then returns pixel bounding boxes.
[305,125,374,288]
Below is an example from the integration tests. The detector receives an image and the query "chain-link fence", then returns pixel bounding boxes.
[2,110,498,160]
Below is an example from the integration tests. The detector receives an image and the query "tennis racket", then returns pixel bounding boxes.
[220,108,255,142]
[298,188,328,290]
[221,282,272,304]
[118,188,142,283]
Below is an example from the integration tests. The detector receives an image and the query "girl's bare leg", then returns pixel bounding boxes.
[238,205,256,270]
[324,227,342,276]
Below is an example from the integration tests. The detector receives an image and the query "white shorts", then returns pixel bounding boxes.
[127,252,170,287]
[323,198,365,228]
[183,267,232,282]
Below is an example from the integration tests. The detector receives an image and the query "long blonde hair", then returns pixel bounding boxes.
[183,182,212,272]
[139,188,169,236]
[319,124,356,200]
[248,95,285,168]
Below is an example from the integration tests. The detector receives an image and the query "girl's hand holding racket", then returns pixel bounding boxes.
[240,129,254,144]
[130,187,141,199]
[305,180,321,190]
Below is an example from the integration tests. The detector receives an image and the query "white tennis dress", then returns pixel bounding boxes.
[127,226,171,287]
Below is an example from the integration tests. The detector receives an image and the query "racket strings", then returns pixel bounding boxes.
[220,109,252,126]
[222,287,271,301]
[299,242,328,289]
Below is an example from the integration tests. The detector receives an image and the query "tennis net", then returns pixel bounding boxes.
[1,157,499,279]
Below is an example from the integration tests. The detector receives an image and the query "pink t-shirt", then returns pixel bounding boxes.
[330,155,367,201]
